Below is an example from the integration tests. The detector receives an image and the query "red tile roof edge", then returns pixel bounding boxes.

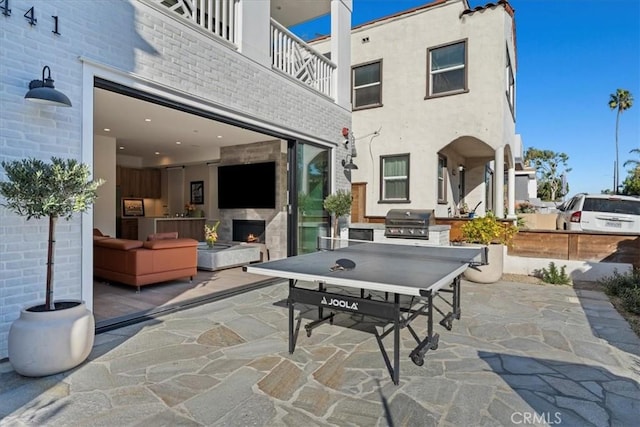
[460,0,514,18]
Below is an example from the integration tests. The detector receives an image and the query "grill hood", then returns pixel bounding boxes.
[384,209,435,239]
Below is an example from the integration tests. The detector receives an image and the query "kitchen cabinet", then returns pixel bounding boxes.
[117,218,139,240]
[141,168,161,198]
[119,167,160,198]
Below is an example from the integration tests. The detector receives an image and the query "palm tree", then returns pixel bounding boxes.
[608,89,634,194]
[623,148,640,169]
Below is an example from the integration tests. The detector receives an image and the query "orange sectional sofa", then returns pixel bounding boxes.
[93,236,198,291]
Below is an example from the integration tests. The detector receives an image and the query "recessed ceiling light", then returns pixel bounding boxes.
[217,135,223,139]
[155,151,160,155]
[144,118,151,122]
[176,141,182,145]
[104,128,111,132]
[119,146,124,150]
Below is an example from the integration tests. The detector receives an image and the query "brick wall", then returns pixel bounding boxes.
[0,0,351,359]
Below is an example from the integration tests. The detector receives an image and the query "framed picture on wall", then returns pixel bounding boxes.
[190,181,204,205]
[122,198,145,217]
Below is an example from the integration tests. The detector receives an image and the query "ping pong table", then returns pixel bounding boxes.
[244,238,486,385]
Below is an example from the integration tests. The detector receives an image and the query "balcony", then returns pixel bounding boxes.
[146,0,336,99]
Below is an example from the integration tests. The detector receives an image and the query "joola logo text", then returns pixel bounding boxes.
[320,296,358,310]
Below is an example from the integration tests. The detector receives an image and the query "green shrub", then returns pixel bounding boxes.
[621,287,640,314]
[599,269,640,297]
[538,262,571,285]
[599,269,640,315]
[460,212,518,246]
[515,202,536,213]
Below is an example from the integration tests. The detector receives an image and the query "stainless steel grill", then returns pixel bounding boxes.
[384,209,434,239]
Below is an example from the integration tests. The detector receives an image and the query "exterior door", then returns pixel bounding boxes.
[288,141,330,255]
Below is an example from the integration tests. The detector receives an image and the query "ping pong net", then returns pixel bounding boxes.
[314,236,487,267]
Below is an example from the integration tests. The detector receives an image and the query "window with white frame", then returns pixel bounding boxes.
[380,154,409,201]
[427,40,467,96]
[352,60,382,109]
[438,155,447,203]
[505,46,515,116]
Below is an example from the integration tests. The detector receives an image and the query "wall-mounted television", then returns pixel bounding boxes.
[218,161,276,209]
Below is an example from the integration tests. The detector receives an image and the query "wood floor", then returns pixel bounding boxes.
[93,267,278,331]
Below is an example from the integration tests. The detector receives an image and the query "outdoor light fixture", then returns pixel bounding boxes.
[342,155,358,170]
[458,165,465,172]
[24,66,72,107]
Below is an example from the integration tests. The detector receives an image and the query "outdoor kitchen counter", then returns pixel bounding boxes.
[138,217,206,241]
[349,222,385,229]
[347,223,451,246]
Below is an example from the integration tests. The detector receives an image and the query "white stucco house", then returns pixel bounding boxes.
[313,0,519,220]
[513,134,539,204]
[0,0,352,360]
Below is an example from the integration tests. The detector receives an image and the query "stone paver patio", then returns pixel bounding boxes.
[1,279,639,426]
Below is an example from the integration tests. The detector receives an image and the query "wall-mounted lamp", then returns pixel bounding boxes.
[342,155,358,170]
[458,165,465,172]
[24,66,72,107]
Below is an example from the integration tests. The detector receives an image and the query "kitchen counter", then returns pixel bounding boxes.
[347,222,450,246]
[349,222,385,229]
[147,217,207,220]
[138,217,206,241]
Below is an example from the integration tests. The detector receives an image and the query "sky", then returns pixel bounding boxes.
[291,0,640,196]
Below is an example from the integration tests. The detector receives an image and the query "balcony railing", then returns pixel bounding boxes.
[149,0,238,45]
[146,0,336,99]
[270,19,336,99]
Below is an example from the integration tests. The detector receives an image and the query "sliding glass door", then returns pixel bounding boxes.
[289,142,330,255]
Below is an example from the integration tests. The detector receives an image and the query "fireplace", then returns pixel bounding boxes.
[233,220,266,243]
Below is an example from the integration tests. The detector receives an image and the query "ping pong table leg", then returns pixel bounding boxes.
[453,275,461,320]
[409,290,440,367]
[393,293,400,385]
[289,279,295,354]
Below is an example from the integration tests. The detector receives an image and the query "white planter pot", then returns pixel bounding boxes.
[463,244,504,284]
[8,300,95,377]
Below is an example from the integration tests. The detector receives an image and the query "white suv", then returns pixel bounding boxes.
[556,193,640,233]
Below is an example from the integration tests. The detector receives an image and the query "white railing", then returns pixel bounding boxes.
[147,1,336,99]
[270,19,336,99]
[149,0,238,45]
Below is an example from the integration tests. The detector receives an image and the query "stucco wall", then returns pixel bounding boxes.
[314,0,516,217]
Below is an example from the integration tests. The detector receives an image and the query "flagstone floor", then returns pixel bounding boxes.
[1,278,639,426]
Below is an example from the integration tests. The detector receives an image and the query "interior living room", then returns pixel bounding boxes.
[91,86,309,330]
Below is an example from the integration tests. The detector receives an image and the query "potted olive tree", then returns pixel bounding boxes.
[0,157,103,376]
[323,190,352,248]
[460,212,518,283]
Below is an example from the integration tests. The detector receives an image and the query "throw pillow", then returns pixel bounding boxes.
[147,232,179,241]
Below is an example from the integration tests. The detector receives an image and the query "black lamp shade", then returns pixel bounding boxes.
[342,157,358,170]
[24,66,72,107]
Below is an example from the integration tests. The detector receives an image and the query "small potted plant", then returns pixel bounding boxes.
[204,220,221,248]
[460,212,518,283]
[0,157,103,376]
[323,190,352,247]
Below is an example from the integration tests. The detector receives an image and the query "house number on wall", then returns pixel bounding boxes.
[1,1,61,35]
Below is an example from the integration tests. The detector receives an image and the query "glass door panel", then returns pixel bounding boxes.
[296,143,330,254]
